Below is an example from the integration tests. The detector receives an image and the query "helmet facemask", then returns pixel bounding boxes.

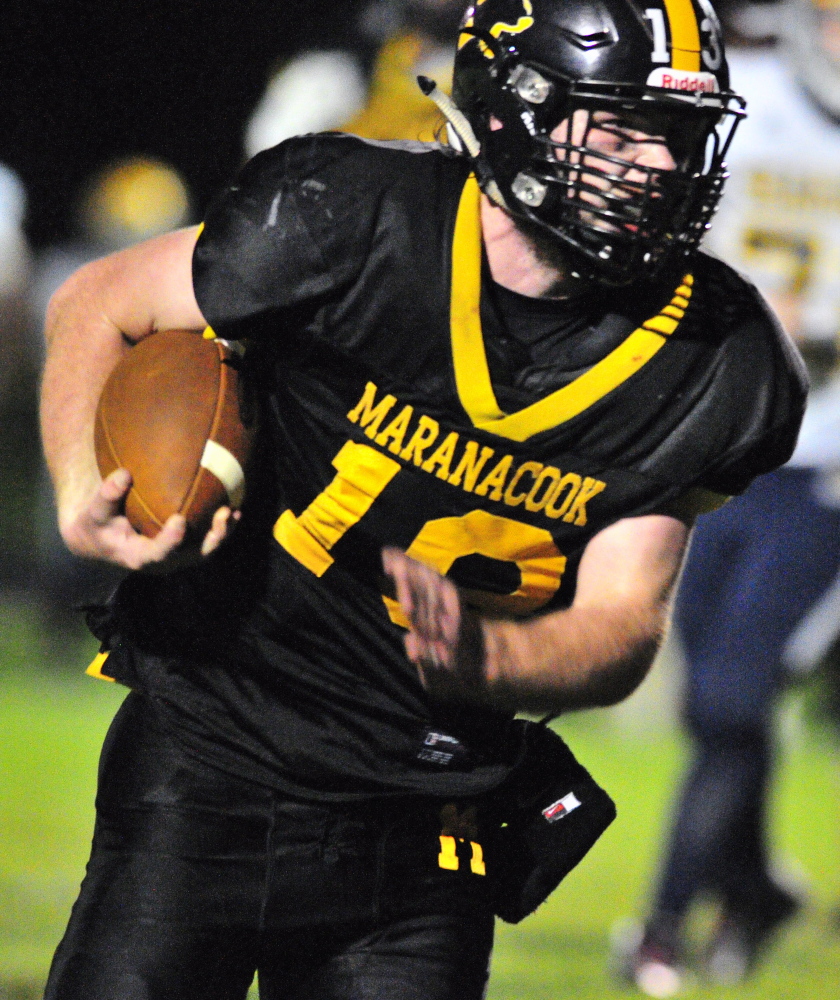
[454,33,745,284]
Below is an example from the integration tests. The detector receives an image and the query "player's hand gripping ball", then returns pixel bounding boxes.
[94,329,256,546]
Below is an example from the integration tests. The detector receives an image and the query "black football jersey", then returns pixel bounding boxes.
[91,134,807,800]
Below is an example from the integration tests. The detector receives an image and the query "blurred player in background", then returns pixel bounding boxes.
[40,3,807,998]
[29,156,192,627]
[0,163,36,595]
[0,162,32,415]
[615,1,840,994]
[244,0,465,155]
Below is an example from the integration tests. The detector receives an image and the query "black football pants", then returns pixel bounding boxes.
[44,692,495,1000]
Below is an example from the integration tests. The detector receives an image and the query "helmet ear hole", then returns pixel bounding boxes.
[511,172,549,207]
[509,65,553,105]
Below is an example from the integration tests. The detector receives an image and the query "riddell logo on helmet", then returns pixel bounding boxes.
[647,68,719,93]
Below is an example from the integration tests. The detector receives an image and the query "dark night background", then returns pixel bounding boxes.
[0,0,358,249]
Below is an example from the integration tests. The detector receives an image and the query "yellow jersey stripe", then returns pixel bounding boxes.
[450,174,506,423]
[449,176,694,442]
[479,329,668,441]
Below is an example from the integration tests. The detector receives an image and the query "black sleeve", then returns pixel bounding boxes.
[696,290,809,496]
[192,135,378,340]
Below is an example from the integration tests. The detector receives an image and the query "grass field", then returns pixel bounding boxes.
[2,597,839,1000]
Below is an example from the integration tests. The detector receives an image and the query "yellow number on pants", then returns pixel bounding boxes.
[438,835,486,875]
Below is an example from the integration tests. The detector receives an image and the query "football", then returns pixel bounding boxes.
[94,329,256,543]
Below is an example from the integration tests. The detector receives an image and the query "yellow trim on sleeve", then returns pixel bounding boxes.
[86,651,115,682]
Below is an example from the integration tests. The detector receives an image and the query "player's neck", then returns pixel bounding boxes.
[480,195,591,300]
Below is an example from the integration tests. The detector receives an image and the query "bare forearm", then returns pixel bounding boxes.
[480,603,666,714]
[474,512,689,714]
[384,516,688,717]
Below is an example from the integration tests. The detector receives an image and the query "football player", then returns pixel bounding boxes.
[244,0,467,156]
[39,2,806,999]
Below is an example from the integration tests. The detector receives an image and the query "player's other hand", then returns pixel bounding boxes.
[382,547,485,701]
[63,468,237,572]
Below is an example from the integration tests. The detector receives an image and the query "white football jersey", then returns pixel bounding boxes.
[707,47,840,469]
[708,47,840,346]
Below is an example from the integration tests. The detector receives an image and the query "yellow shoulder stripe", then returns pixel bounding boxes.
[449,175,694,443]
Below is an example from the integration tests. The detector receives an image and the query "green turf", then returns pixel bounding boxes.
[2,600,839,999]
[0,604,122,990]
[487,711,840,1000]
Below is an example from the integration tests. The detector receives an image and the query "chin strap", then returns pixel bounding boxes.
[417,75,508,210]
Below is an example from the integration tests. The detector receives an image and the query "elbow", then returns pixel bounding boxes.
[44,266,87,355]
[480,604,669,715]
[588,632,663,707]
[558,613,668,712]
[44,254,128,352]
[592,600,672,706]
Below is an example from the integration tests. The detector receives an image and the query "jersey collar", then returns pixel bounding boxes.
[450,174,694,443]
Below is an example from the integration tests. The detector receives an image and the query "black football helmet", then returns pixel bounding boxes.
[449,0,746,283]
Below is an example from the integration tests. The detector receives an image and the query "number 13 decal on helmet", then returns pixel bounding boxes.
[696,0,723,70]
[645,0,722,72]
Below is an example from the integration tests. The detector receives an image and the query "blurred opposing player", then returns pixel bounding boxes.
[617,1,840,993]
[41,3,807,998]
[244,0,465,155]
[0,163,36,593]
[0,163,32,413]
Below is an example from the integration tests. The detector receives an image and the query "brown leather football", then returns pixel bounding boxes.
[94,329,255,541]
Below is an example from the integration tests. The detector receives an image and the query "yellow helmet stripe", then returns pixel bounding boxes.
[662,0,701,71]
